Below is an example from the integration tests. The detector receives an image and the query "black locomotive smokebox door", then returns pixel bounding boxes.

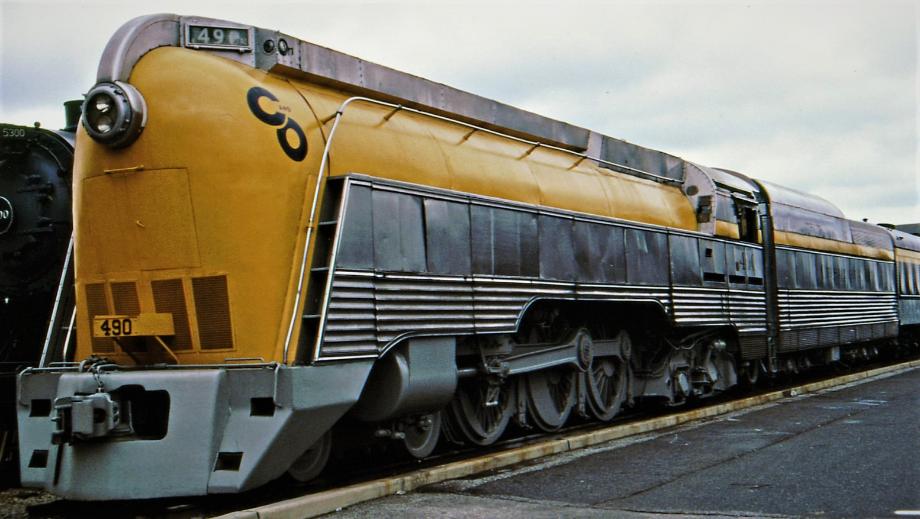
[0,196,12,235]
[0,128,73,293]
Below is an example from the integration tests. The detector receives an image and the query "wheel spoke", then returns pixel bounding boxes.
[445,379,513,446]
[586,331,629,422]
[526,368,577,432]
[587,357,626,421]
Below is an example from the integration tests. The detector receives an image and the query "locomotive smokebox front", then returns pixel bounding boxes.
[0,123,73,296]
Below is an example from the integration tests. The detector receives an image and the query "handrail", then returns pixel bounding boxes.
[22,362,278,373]
[39,234,75,367]
[281,97,352,364]
[281,96,683,364]
[61,307,77,361]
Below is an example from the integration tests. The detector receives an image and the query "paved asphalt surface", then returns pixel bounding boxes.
[328,367,920,518]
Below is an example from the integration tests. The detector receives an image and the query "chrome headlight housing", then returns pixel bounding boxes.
[81,81,147,148]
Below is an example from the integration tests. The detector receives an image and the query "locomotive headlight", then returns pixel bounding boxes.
[81,81,147,148]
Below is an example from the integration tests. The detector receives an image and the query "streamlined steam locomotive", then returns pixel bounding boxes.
[1,104,78,483]
[17,14,920,500]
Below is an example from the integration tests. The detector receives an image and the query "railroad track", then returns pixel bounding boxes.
[15,355,920,519]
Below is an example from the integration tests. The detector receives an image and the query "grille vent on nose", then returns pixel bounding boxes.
[110,282,140,315]
[152,279,193,351]
[192,275,234,350]
[85,283,113,353]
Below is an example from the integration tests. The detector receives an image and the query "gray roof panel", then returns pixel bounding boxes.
[891,229,920,253]
[757,180,845,218]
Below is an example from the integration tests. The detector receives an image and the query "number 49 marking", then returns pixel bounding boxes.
[194,27,225,44]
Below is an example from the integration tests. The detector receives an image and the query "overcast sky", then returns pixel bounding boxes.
[1,0,917,224]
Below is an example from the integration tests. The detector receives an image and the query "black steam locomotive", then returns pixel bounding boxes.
[0,102,78,484]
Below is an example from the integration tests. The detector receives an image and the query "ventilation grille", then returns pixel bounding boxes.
[111,282,140,315]
[798,329,819,348]
[85,283,113,353]
[738,334,767,360]
[819,326,838,346]
[152,279,193,351]
[192,276,233,350]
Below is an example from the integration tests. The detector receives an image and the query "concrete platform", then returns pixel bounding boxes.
[327,367,920,518]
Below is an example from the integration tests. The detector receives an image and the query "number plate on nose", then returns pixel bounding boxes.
[93,313,175,338]
[185,24,253,51]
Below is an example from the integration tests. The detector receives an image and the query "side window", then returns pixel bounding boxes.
[881,262,894,292]
[836,256,849,290]
[776,249,793,288]
[815,254,826,288]
[913,263,920,295]
[818,255,834,290]
[850,258,866,291]
[715,193,737,223]
[866,261,879,292]
[735,202,759,244]
[794,252,817,289]
[913,264,919,294]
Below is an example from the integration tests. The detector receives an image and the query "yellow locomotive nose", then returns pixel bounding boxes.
[71,45,327,367]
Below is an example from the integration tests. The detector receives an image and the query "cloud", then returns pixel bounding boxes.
[1,0,916,223]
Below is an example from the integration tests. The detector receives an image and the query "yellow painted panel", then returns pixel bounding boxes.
[896,248,920,263]
[81,169,200,273]
[593,173,696,229]
[438,132,542,205]
[775,231,894,260]
[80,173,129,274]
[715,220,740,240]
[527,157,610,216]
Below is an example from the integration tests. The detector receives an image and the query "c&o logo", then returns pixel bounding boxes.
[246,87,308,162]
[0,196,13,236]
